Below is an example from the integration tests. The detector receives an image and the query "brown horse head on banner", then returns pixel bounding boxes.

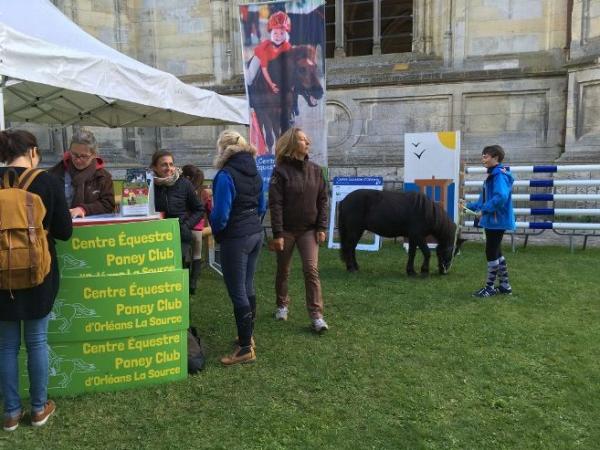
[248,45,324,153]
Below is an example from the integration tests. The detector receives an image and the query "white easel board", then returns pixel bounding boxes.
[327,177,384,251]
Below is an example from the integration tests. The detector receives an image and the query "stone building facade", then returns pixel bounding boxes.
[35,0,600,183]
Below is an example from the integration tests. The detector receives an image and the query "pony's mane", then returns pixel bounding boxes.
[291,45,317,61]
[419,193,455,244]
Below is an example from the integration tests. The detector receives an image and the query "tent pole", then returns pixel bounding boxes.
[0,76,6,130]
[0,76,4,166]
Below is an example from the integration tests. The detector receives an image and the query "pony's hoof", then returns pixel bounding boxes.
[407,271,417,277]
[420,271,430,277]
[347,266,358,273]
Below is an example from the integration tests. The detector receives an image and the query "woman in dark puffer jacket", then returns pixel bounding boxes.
[151,150,204,276]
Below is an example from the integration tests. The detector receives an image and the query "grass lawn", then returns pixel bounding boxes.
[2,242,600,449]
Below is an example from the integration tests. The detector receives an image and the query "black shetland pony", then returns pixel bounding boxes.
[339,190,463,276]
[248,45,324,152]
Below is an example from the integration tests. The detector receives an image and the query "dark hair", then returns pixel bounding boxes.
[181,164,205,189]
[0,129,38,163]
[151,149,174,167]
[482,145,505,163]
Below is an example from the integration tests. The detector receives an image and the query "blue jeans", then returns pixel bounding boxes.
[220,232,263,310]
[0,315,50,419]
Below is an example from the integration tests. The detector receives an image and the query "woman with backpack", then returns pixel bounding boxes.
[0,130,73,431]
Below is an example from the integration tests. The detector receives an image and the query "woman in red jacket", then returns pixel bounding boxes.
[48,129,115,218]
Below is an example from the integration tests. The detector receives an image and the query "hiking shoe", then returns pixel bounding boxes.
[3,411,24,432]
[312,317,329,333]
[274,307,288,321]
[221,346,256,366]
[497,285,513,295]
[472,286,497,298]
[234,336,256,349]
[31,400,56,427]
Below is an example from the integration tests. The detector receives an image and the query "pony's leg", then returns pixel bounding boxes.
[256,109,274,152]
[273,112,282,146]
[416,238,431,275]
[407,237,418,276]
[280,103,292,134]
[341,228,363,272]
[254,104,276,153]
[263,111,278,152]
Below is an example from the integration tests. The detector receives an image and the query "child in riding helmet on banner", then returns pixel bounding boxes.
[247,11,292,94]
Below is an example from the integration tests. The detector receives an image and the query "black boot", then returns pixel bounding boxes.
[189,259,202,296]
[233,305,253,348]
[248,295,257,323]
[248,295,257,338]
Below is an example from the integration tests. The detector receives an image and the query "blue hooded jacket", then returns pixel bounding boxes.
[467,163,516,231]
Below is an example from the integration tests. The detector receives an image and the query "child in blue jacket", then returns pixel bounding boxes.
[463,145,516,297]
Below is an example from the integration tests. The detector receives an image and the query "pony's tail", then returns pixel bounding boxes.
[338,198,348,262]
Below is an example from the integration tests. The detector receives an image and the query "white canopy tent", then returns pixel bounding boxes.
[0,0,248,129]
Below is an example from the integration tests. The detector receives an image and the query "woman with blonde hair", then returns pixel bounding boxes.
[210,130,265,365]
[268,127,329,332]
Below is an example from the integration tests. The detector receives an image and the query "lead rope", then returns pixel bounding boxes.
[446,207,463,273]
[446,161,467,273]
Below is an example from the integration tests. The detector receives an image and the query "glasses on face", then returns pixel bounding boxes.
[71,152,93,160]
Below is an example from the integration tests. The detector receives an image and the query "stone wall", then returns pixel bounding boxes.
[327,75,565,173]
[26,0,599,182]
[565,0,600,162]
[130,0,213,77]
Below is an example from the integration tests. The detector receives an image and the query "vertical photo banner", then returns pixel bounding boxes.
[404,132,461,223]
[239,0,328,185]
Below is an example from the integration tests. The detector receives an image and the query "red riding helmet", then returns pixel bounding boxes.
[267,11,291,32]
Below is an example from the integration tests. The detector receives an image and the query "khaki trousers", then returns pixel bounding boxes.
[275,229,323,319]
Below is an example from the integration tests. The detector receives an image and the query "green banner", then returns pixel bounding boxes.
[49,270,189,342]
[19,330,187,396]
[16,220,191,398]
[56,219,182,276]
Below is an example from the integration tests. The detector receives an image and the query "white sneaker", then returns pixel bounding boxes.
[312,317,329,333]
[274,307,288,321]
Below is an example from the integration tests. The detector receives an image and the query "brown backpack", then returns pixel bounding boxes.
[0,168,51,296]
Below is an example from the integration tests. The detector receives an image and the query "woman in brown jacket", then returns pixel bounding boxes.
[268,128,329,332]
[48,129,115,218]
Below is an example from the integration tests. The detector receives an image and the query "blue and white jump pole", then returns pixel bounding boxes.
[462,164,600,250]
